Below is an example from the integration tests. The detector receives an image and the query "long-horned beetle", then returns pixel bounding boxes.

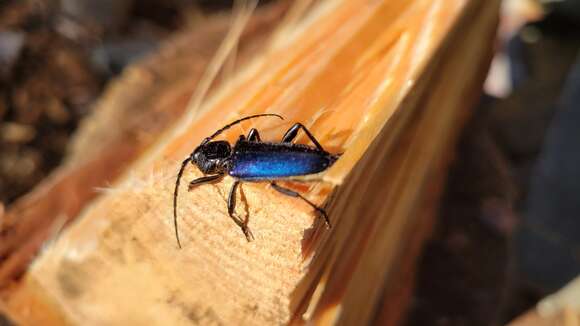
[173,113,340,248]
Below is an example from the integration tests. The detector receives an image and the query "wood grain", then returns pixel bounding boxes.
[0,2,288,290]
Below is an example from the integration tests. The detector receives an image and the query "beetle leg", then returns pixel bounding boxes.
[247,128,261,142]
[228,181,254,241]
[281,123,326,152]
[187,174,223,191]
[270,182,331,228]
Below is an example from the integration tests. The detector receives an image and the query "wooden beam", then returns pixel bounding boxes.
[1,0,499,324]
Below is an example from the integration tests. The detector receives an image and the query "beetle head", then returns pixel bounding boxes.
[191,140,231,174]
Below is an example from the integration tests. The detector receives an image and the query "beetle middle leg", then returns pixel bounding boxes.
[228,181,254,241]
[281,123,325,151]
[270,182,331,228]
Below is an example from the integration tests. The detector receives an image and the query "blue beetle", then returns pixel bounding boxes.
[173,114,339,248]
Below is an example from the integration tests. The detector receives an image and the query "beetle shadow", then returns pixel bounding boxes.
[298,185,339,260]
[213,181,252,237]
[321,128,352,153]
[238,183,251,226]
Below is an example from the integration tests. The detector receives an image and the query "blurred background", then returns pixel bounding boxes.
[0,0,579,324]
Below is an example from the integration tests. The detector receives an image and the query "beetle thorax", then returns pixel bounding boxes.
[191,140,231,174]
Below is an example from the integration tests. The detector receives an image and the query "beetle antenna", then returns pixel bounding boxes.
[173,157,191,249]
[201,113,284,145]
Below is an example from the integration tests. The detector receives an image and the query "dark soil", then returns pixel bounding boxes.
[0,0,238,204]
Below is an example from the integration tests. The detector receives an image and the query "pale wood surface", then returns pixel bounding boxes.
[0,2,287,290]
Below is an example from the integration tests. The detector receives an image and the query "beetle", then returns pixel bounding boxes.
[173,113,340,248]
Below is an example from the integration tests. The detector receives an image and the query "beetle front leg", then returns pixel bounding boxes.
[270,182,331,228]
[281,123,326,152]
[187,174,223,191]
[247,128,261,142]
[228,181,254,241]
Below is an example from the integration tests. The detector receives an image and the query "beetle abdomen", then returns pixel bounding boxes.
[230,142,337,180]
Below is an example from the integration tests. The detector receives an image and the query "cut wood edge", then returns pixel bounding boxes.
[289,0,500,324]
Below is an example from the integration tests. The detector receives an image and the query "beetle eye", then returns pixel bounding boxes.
[191,151,200,162]
[204,141,231,159]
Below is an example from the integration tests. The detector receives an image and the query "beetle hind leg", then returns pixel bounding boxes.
[281,123,326,152]
[270,182,331,228]
[228,181,254,241]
